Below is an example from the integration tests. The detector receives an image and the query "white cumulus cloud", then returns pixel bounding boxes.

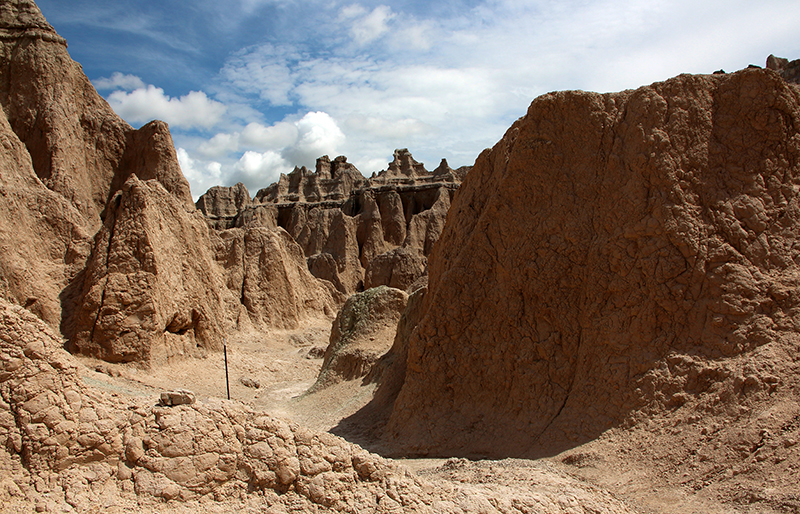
[93,72,146,91]
[342,4,395,45]
[107,85,227,130]
[230,150,293,188]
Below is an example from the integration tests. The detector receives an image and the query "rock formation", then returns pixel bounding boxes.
[379,67,800,458]
[211,226,343,331]
[0,0,193,334]
[0,0,194,230]
[767,54,800,84]
[0,0,343,365]
[196,149,470,294]
[311,286,408,392]
[0,297,634,513]
[67,176,234,363]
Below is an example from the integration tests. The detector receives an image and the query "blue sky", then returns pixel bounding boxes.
[36,0,800,199]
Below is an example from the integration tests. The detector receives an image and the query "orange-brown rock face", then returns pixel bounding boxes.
[383,68,800,457]
[198,150,469,294]
[68,176,233,364]
[0,1,193,230]
[0,106,92,328]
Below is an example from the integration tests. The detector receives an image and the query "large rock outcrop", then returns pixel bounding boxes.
[196,150,470,294]
[381,67,800,458]
[0,1,343,365]
[311,286,408,392]
[0,0,193,230]
[0,0,194,338]
[0,103,92,329]
[211,226,343,331]
[67,176,234,363]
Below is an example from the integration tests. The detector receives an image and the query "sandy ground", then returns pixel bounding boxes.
[70,316,794,514]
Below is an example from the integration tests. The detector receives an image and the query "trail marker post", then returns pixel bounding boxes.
[223,338,230,400]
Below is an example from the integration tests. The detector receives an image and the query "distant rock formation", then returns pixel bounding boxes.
[196,149,470,294]
[379,67,800,458]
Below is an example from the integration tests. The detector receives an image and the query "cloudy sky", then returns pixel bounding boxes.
[36,0,800,199]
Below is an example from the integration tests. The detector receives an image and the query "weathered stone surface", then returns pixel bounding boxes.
[195,182,252,229]
[200,150,468,294]
[0,0,193,231]
[68,176,234,364]
[382,68,800,458]
[159,390,195,406]
[212,226,343,330]
[364,246,427,291]
[767,54,800,84]
[0,297,634,513]
[0,106,92,329]
[0,0,194,340]
[311,286,408,392]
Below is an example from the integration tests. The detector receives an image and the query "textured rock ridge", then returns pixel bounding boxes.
[0,1,343,365]
[381,68,800,458]
[0,105,92,329]
[67,176,233,364]
[0,298,634,513]
[0,0,193,230]
[197,150,470,293]
[0,0,194,338]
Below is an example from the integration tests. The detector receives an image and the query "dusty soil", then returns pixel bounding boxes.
[61,314,795,514]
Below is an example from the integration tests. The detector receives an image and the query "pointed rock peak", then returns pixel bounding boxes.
[433,158,453,176]
[0,0,63,42]
[386,148,427,178]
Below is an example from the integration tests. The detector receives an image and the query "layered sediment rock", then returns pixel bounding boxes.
[0,0,193,230]
[381,67,800,458]
[196,149,470,294]
[0,1,342,365]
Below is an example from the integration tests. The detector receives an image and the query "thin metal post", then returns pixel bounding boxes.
[223,338,230,400]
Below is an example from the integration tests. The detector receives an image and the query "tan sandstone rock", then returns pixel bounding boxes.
[68,176,233,364]
[0,0,193,231]
[198,150,468,294]
[0,297,634,513]
[382,68,800,458]
[310,286,408,392]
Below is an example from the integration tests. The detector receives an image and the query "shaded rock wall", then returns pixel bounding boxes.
[382,68,800,458]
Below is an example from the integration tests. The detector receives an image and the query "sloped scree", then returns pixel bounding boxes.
[383,68,800,458]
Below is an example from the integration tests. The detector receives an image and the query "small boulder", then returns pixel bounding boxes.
[159,389,196,406]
